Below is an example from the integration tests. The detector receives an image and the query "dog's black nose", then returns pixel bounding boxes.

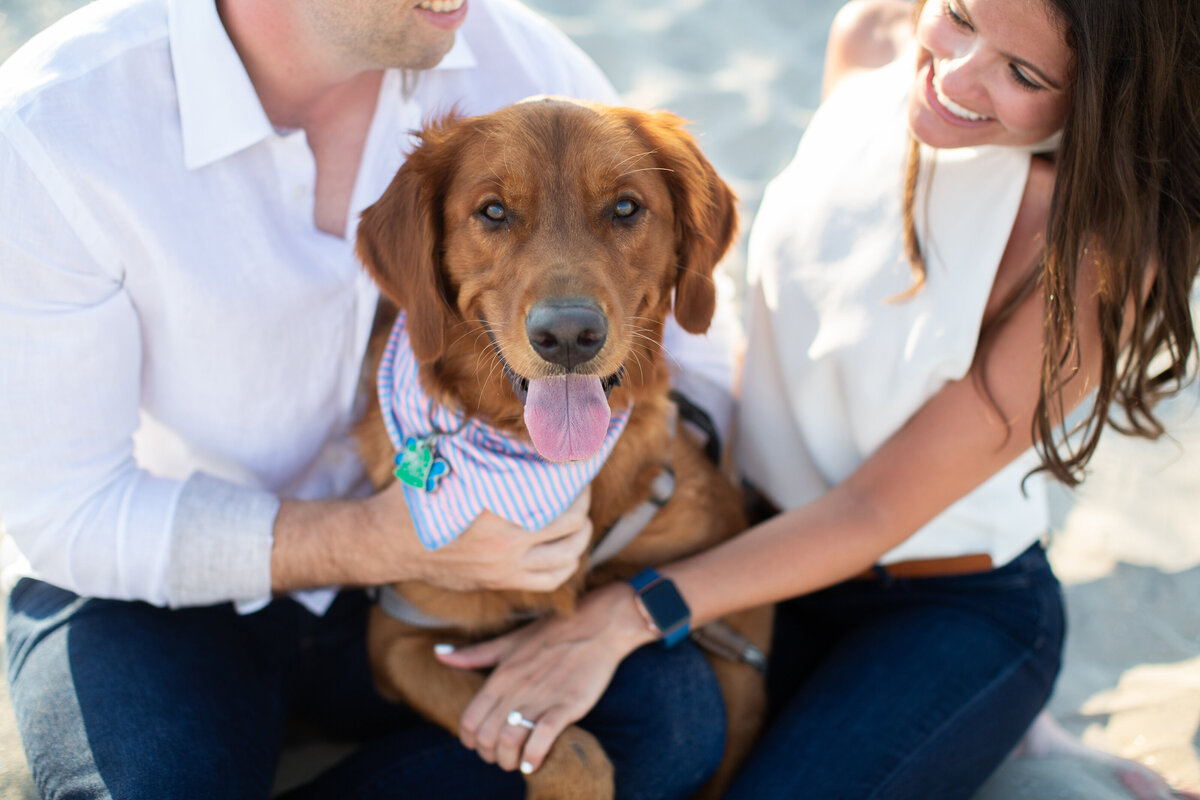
[526,300,607,369]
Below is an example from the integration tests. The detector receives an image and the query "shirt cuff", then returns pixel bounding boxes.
[167,472,279,608]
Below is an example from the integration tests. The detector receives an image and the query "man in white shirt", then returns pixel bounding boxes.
[0,1,734,796]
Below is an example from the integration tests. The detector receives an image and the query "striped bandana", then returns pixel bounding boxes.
[377,312,631,550]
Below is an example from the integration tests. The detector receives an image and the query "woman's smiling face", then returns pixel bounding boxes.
[908,0,1072,149]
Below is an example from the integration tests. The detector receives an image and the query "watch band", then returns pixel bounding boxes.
[629,567,661,592]
[629,567,691,647]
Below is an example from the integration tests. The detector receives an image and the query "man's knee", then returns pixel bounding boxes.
[596,642,726,798]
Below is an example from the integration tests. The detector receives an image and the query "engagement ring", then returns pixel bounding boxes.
[506,710,536,730]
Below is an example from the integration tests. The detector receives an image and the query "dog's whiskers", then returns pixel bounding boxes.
[613,148,672,174]
[627,314,668,329]
[443,317,493,353]
[443,318,508,356]
[618,166,673,179]
[471,325,504,354]
[476,352,508,407]
[627,347,648,386]
[625,317,681,371]
[611,149,655,171]
[673,265,716,286]
[446,328,482,353]
[613,320,650,386]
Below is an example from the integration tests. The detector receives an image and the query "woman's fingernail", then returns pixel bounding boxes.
[434,643,455,655]
[520,761,534,775]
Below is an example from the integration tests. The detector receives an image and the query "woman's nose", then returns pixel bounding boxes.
[937,54,981,96]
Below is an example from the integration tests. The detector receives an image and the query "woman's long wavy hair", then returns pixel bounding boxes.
[902,0,1200,486]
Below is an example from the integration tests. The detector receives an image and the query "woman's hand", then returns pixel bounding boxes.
[435,582,656,773]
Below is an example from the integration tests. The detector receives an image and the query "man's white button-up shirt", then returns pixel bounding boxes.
[0,0,737,610]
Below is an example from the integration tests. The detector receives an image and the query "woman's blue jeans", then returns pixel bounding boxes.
[7,580,725,800]
[725,542,1065,800]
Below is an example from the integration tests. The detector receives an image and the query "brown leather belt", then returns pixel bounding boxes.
[854,553,994,581]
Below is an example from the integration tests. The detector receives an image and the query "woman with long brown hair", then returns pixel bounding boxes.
[436,0,1200,795]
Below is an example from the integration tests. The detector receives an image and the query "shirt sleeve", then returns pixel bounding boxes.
[0,123,277,608]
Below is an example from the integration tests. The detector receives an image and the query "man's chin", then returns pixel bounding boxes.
[397,35,456,71]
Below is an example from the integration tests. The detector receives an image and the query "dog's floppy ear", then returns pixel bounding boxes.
[356,119,460,363]
[625,110,738,334]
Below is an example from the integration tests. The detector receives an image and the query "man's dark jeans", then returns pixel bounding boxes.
[8,582,725,800]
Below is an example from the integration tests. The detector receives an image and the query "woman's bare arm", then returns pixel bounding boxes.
[823,0,916,99]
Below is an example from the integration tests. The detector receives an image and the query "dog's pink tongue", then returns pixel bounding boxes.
[524,375,611,462]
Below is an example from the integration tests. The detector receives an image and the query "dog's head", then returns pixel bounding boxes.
[357,98,737,462]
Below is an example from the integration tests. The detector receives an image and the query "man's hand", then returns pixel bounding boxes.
[399,486,594,592]
[271,482,593,594]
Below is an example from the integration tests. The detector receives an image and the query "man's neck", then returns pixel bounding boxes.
[217,0,386,237]
[216,0,381,131]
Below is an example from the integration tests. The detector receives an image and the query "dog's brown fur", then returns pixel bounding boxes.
[355,98,770,800]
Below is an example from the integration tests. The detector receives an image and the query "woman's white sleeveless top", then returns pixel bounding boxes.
[736,55,1048,567]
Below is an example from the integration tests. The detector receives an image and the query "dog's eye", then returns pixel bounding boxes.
[479,202,507,223]
[613,198,640,219]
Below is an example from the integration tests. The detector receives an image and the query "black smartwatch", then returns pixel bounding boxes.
[629,568,691,647]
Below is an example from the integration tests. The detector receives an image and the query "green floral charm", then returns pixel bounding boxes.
[394,436,450,492]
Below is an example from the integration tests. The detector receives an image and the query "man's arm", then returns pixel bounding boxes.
[271,483,594,594]
[0,129,271,608]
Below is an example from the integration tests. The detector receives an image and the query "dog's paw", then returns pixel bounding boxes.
[524,725,614,800]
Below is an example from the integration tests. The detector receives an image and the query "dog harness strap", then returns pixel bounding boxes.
[376,586,457,628]
[590,466,676,568]
[375,585,542,629]
[590,402,679,567]
[688,620,768,674]
[669,389,721,466]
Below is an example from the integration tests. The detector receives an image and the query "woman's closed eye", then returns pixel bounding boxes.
[944,0,971,30]
[1008,63,1045,91]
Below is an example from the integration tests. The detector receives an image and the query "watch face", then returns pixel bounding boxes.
[640,580,690,631]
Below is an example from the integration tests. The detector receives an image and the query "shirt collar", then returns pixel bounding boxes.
[169,1,478,171]
[170,0,272,170]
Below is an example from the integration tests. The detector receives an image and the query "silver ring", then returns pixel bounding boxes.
[506,710,536,730]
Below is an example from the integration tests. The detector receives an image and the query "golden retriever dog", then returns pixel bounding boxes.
[355,97,770,800]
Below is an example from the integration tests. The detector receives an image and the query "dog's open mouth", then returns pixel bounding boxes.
[502,365,625,405]
[500,359,625,463]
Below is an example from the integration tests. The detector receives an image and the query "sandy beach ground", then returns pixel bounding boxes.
[1,0,1198,797]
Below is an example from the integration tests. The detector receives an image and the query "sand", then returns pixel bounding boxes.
[1,0,1197,797]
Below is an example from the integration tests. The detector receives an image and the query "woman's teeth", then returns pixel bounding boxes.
[932,67,991,122]
[417,0,464,11]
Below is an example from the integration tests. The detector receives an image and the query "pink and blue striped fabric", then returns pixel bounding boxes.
[377,313,631,550]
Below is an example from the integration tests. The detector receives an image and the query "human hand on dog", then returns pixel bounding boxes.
[394,484,595,593]
[437,582,656,773]
[274,484,593,593]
